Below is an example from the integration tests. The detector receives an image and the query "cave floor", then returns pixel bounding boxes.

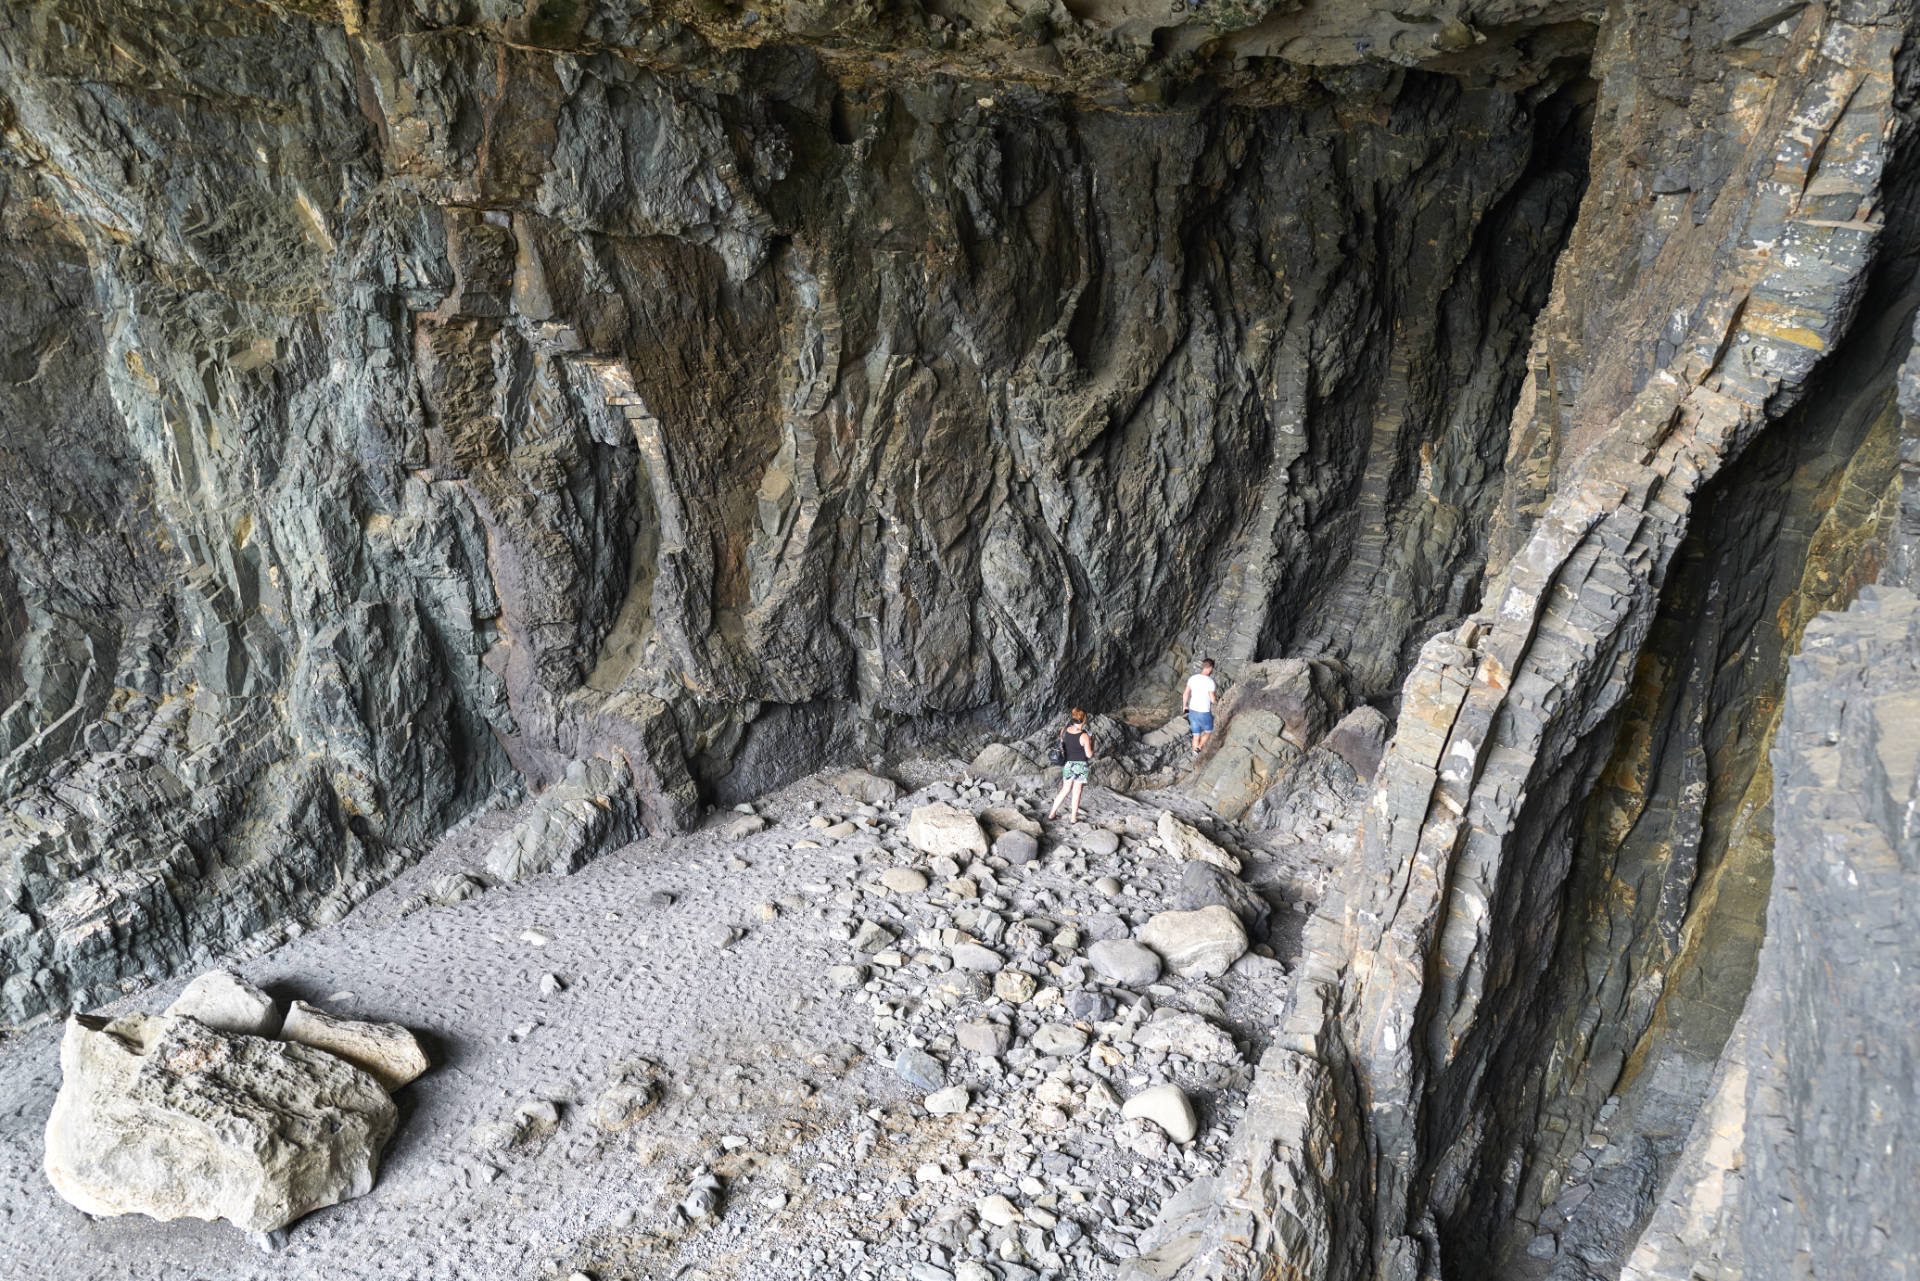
[0,762,1314,1281]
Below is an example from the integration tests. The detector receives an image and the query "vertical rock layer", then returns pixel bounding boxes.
[1172,1,1920,1279]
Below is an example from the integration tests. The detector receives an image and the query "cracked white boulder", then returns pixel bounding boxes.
[163,970,279,1038]
[1155,811,1241,874]
[44,1012,396,1233]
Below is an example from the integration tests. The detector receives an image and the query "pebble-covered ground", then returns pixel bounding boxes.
[0,758,1329,1281]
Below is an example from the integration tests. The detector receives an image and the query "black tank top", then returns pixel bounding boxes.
[1061,725,1090,762]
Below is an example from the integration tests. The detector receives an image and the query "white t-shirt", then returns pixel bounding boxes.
[1185,673,1216,713]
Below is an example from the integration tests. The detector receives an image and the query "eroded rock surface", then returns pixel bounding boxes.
[0,0,1586,1024]
[43,1012,397,1234]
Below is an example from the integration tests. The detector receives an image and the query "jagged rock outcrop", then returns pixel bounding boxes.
[1163,2,1920,1279]
[0,1,1587,1023]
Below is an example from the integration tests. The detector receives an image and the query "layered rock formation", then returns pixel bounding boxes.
[5,1,1920,1280]
[0,1,1587,1024]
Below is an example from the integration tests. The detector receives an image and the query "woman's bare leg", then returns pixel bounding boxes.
[1049,777,1072,819]
[1068,780,1084,822]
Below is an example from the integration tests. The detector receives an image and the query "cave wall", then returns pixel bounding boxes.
[0,1,1587,1025]
[1166,0,1920,1277]
[1617,311,1920,1277]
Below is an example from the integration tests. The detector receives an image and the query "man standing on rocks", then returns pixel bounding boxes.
[1048,709,1095,824]
[1184,658,1217,755]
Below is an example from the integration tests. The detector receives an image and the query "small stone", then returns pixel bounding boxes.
[976,1194,1020,1227]
[754,901,779,920]
[952,942,1005,972]
[1094,877,1123,897]
[956,1019,1013,1055]
[933,970,992,1000]
[679,1169,722,1220]
[925,1086,969,1116]
[725,814,767,841]
[881,867,929,894]
[1120,1084,1197,1143]
[994,971,1038,1004]
[827,964,869,989]
[1080,829,1120,856]
[1031,1024,1089,1057]
[896,1049,947,1092]
[851,920,895,953]
[993,830,1040,865]
[1087,939,1161,987]
[539,973,565,997]
[946,877,980,900]
[1065,990,1115,1022]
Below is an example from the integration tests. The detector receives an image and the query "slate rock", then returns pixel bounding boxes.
[895,1049,947,1092]
[956,1019,1014,1055]
[833,769,902,805]
[279,1001,430,1091]
[994,830,1040,866]
[1088,940,1162,987]
[1175,862,1272,941]
[906,804,990,859]
[1155,812,1240,873]
[1131,1011,1240,1064]
[1032,1023,1090,1057]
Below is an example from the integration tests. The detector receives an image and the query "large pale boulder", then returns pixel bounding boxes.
[163,970,279,1038]
[280,1001,430,1091]
[832,769,902,805]
[1138,906,1249,979]
[1156,811,1241,874]
[44,1013,397,1233]
[906,803,990,858]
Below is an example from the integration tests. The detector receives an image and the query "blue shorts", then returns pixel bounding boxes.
[1188,711,1214,734]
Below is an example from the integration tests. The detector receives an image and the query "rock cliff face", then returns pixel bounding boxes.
[2,1,1918,1279]
[0,1,1589,1025]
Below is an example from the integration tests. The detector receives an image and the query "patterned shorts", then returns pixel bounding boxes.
[1062,761,1091,782]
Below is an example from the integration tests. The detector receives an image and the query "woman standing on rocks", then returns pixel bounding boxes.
[1048,708,1095,824]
